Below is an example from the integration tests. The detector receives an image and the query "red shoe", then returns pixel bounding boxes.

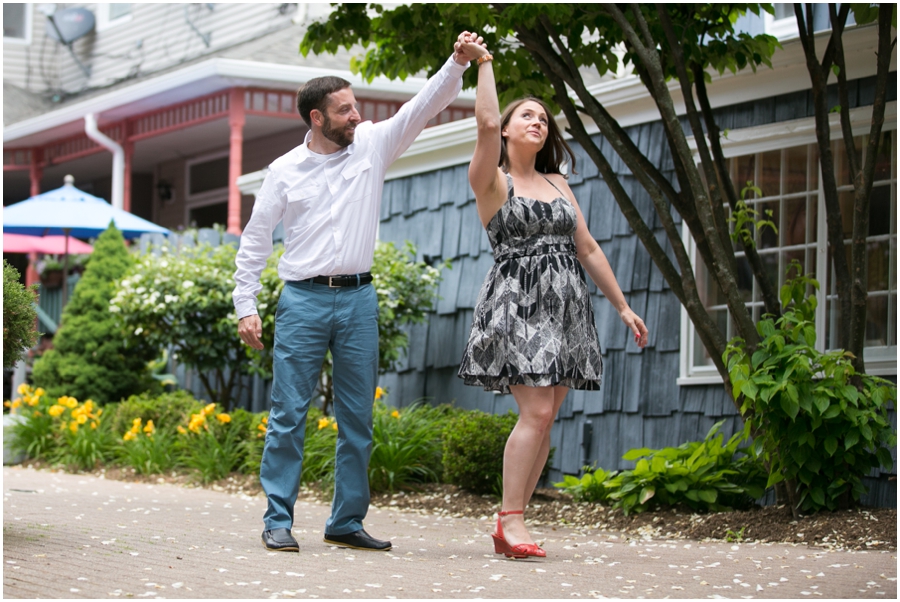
[491,510,546,559]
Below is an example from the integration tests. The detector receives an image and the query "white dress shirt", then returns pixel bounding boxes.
[233,55,468,319]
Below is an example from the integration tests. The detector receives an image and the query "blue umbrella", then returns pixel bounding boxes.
[3,175,170,239]
[3,175,170,303]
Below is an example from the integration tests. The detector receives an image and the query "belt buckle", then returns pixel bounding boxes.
[328,276,340,288]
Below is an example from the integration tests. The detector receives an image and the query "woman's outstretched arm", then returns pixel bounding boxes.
[459,34,507,227]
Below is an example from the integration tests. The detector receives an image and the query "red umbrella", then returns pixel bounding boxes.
[3,233,94,255]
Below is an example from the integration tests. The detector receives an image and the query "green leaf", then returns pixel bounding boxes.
[697,489,718,503]
[810,487,826,507]
[780,395,800,420]
[639,486,656,505]
[824,436,838,457]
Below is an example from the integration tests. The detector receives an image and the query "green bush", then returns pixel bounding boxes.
[554,466,617,504]
[3,260,39,369]
[239,411,269,476]
[110,390,204,437]
[6,385,58,460]
[175,403,249,484]
[118,417,179,475]
[725,268,897,514]
[442,409,519,495]
[369,401,446,492]
[32,223,157,404]
[302,406,338,487]
[555,421,767,514]
[110,236,280,410]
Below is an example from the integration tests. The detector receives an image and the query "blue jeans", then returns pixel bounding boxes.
[260,280,379,535]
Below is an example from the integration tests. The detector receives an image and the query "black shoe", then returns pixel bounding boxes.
[261,528,299,552]
[323,529,392,551]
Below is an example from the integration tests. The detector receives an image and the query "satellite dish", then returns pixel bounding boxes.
[46,7,95,44]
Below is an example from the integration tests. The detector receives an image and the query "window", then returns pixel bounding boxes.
[765,3,800,39]
[97,4,132,31]
[3,4,31,44]
[681,114,897,383]
[185,152,230,229]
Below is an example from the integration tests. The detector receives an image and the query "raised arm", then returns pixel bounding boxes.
[458,35,507,228]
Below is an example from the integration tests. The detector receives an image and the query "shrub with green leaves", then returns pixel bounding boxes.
[118,416,179,475]
[3,260,39,369]
[442,409,519,495]
[554,467,617,504]
[368,401,446,492]
[725,268,897,514]
[175,403,249,484]
[32,223,157,404]
[111,237,282,410]
[110,390,204,437]
[615,422,765,514]
[6,384,59,460]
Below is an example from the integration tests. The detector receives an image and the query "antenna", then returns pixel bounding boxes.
[44,7,95,78]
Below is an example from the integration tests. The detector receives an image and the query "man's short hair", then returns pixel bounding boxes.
[296,76,352,127]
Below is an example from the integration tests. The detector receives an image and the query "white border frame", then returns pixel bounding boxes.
[3,3,33,45]
[96,3,133,32]
[678,102,898,385]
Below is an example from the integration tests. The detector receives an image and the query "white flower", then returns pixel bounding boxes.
[109,305,121,313]
[183,281,194,288]
[165,295,179,304]
[136,286,146,295]
[134,327,143,336]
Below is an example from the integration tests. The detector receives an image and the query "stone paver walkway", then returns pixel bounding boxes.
[3,466,896,599]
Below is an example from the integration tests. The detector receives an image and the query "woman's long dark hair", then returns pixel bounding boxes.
[498,97,577,177]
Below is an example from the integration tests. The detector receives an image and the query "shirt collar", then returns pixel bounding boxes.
[297,129,356,163]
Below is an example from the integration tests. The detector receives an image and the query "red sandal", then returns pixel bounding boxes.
[491,510,546,558]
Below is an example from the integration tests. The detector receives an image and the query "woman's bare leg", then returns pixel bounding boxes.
[522,386,568,508]
[499,385,557,547]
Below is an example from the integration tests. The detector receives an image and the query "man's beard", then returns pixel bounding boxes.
[322,113,355,148]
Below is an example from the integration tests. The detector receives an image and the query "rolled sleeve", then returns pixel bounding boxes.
[233,172,284,319]
[375,55,468,165]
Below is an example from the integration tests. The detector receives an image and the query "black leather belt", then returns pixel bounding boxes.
[300,272,372,288]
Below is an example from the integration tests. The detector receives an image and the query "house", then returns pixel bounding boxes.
[4,5,895,504]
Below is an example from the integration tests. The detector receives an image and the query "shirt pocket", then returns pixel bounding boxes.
[341,158,373,203]
[286,182,321,208]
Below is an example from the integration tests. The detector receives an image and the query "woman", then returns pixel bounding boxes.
[456,35,649,559]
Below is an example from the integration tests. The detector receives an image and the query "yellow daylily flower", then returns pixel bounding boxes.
[391,410,400,419]
[33,387,45,398]
[123,430,137,441]
[331,422,338,431]
[48,405,66,418]
[69,421,78,433]
[143,420,155,434]
[203,403,216,415]
[317,417,330,430]
[216,413,231,424]
[17,383,30,395]
[375,387,384,400]
[76,414,87,425]
[177,425,187,435]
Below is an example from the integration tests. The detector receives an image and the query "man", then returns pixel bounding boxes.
[234,33,484,553]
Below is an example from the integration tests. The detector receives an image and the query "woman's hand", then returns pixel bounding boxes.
[619,308,649,349]
[453,31,489,64]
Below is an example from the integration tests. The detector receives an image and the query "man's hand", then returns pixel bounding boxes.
[453,30,488,65]
[238,315,265,350]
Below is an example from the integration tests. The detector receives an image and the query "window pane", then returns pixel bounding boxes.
[189,202,228,229]
[759,150,781,197]
[757,251,779,301]
[736,255,753,303]
[825,296,842,349]
[189,157,229,195]
[838,190,854,238]
[865,295,888,347]
[873,131,894,181]
[867,239,891,291]
[735,154,756,196]
[109,4,131,20]
[758,200,780,249]
[773,3,793,20]
[807,194,818,243]
[783,197,808,246]
[869,185,892,236]
[833,137,862,187]
[3,4,26,38]
[784,145,808,194]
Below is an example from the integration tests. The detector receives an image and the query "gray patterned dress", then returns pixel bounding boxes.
[458,174,603,394]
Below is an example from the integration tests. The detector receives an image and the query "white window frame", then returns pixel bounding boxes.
[96,3,132,32]
[184,151,229,226]
[764,4,800,40]
[679,102,898,385]
[3,3,32,45]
